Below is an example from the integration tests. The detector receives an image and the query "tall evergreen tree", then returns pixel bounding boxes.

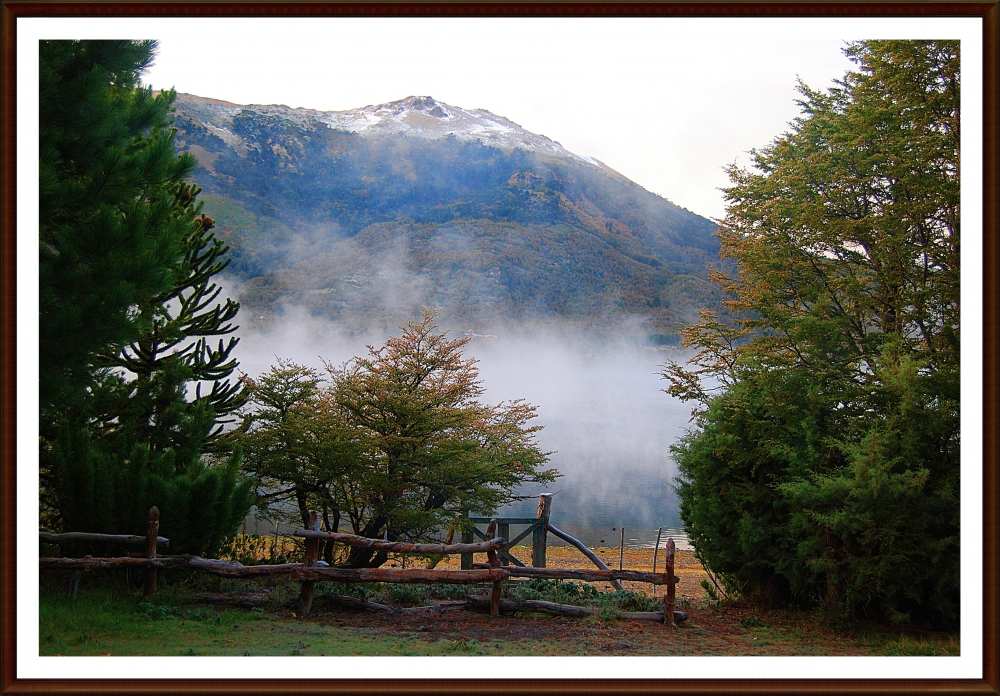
[39,40,191,423]
[664,41,960,624]
[40,41,253,554]
[102,184,243,458]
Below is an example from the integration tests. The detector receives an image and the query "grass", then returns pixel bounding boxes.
[39,578,961,658]
[37,544,961,658]
[40,582,492,657]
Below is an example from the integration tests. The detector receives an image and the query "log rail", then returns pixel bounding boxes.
[470,563,675,585]
[39,501,681,627]
[293,529,507,556]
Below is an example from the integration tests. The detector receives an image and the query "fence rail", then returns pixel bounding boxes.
[39,531,169,548]
[39,498,680,625]
[293,529,506,556]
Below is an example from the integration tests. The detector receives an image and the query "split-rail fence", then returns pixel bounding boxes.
[39,498,681,625]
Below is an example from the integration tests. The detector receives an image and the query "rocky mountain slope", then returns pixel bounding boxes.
[171,93,723,338]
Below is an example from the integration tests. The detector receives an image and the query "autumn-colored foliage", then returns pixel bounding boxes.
[232,311,557,568]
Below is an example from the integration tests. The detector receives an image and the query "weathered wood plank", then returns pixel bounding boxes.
[618,526,625,571]
[293,529,506,556]
[183,557,302,577]
[533,493,553,568]
[292,567,507,584]
[486,519,501,616]
[467,517,538,525]
[39,532,170,547]
[313,593,394,613]
[466,595,688,622]
[143,507,159,601]
[460,512,473,570]
[664,537,676,627]
[470,563,674,585]
[39,555,302,577]
[497,522,509,566]
[546,524,626,592]
[469,526,524,567]
[504,524,538,550]
[298,511,321,615]
[398,600,469,614]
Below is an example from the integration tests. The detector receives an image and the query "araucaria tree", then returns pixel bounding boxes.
[40,40,253,555]
[234,311,556,568]
[664,41,960,625]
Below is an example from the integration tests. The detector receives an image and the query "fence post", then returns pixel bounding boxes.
[143,506,160,601]
[67,571,80,600]
[460,510,472,570]
[619,527,625,571]
[486,519,501,617]
[298,512,320,615]
[497,522,510,566]
[663,537,676,627]
[651,527,663,598]
[532,493,553,568]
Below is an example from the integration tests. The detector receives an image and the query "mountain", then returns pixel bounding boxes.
[170,93,723,339]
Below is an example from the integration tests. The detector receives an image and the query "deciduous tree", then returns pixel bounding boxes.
[232,312,557,568]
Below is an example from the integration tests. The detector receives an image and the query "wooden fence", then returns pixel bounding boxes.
[39,502,680,625]
[40,507,168,600]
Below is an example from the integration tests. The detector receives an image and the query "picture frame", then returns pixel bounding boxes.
[2,3,996,694]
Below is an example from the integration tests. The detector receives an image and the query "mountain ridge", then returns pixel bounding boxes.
[170,92,724,338]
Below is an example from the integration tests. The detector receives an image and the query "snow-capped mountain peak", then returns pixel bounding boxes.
[174,93,605,168]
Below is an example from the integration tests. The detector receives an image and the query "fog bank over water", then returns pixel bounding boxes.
[232,304,697,549]
[466,335,695,550]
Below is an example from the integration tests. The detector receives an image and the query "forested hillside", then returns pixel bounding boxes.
[170,94,722,336]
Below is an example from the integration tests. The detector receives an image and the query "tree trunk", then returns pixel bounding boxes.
[322,507,339,566]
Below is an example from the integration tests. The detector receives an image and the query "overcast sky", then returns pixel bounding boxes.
[17,16,973,221]
[135,18,867,221]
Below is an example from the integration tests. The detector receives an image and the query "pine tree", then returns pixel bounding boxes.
[39,40,192,423]
[102,184,243,458]
[40,41,253,554]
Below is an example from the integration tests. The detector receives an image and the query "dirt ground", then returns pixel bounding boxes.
[288,546,948,656]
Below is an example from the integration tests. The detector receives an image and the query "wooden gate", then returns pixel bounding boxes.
[460,493,553,569]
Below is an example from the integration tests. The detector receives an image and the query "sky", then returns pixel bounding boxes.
[135,18,866,221]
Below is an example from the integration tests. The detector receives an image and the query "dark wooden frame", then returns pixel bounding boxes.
[1,2,996,694]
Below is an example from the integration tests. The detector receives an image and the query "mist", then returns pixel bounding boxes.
[229,296,697,550]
